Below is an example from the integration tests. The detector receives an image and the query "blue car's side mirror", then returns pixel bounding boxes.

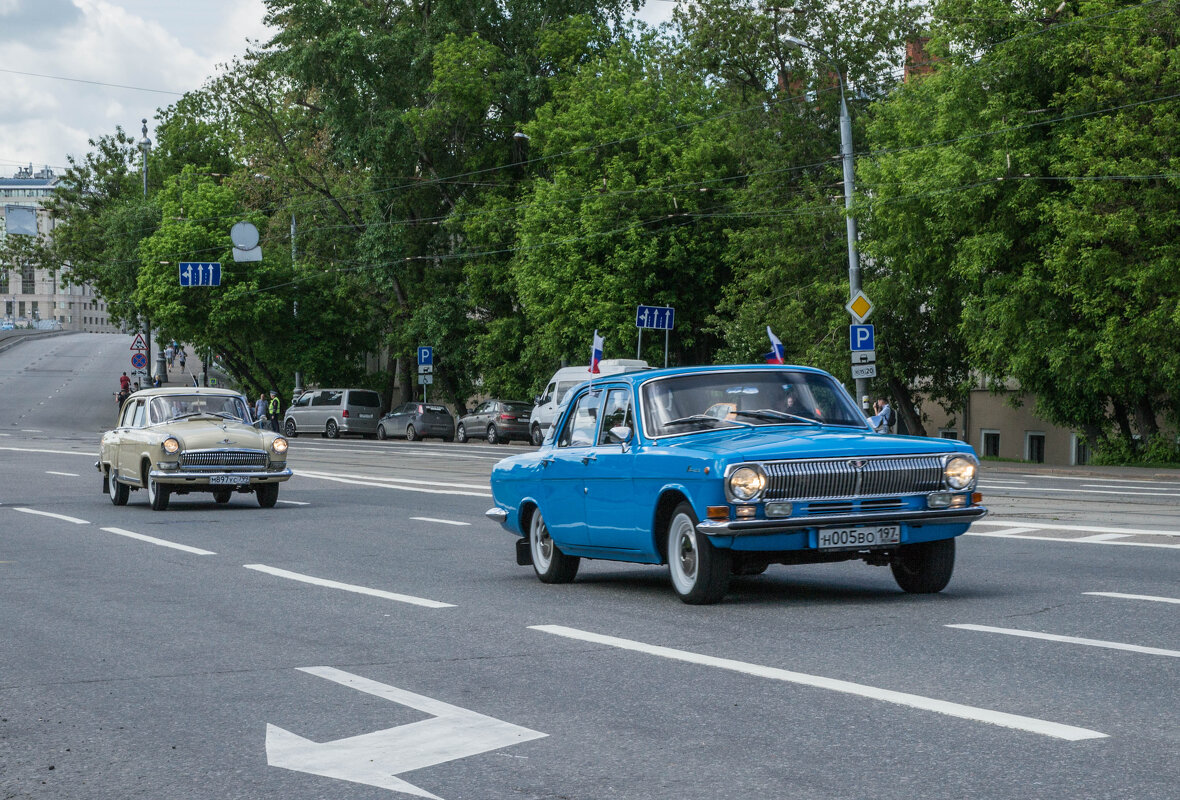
[606,425,633,447]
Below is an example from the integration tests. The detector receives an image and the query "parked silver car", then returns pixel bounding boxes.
[456,399,532,444]
[282,388,383,439]
[377,403,455,441]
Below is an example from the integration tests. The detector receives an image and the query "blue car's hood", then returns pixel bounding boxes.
[651,426,973,461]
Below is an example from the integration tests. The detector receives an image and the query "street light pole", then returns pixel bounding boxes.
[137,118,156,385]
[784,37,868,411]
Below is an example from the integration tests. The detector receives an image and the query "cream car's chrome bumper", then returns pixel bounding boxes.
[148,467,292,484]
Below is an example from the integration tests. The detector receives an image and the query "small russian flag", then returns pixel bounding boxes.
[589,330,604,373]
[763,326,785,364]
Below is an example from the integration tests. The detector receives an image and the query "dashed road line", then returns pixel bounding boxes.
[276,499,310,506]
[45,470,79,477]
[531,625,1106,741]
[947,624,1180,658]
[410,517,471,526]
[297,470,491,497]
[244,564,454,608]
[100,526,216,555]
[1084,591,1180,605]
[12,507,89,525]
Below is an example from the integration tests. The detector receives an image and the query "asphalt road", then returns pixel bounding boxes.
[2,333,1177,800]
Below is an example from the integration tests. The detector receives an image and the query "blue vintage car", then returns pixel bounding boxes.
[486,364,987,604]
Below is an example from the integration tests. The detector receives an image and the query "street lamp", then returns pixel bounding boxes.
[138,118,162,383]
[783,36,868,409]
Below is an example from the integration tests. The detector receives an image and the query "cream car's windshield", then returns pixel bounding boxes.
[149,395,250,425]
[642,370,867,437]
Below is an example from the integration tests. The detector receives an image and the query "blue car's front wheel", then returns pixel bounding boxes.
[667,502,731,604]
[530,509,579,584]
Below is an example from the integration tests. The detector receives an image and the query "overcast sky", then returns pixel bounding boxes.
[0,0,674,177]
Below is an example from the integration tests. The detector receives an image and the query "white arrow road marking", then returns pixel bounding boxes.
[267,667,547,798]
[531,625,1106,741]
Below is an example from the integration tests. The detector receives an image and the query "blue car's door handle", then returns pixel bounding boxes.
[540,456,555,467]
[581,454,597,465]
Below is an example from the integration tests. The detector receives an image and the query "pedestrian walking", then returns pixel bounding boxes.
[165,344,175,367]
[179,350,186,371]
[267,390,281,433]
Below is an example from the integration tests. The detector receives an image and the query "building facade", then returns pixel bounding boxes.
[1,165,119,333]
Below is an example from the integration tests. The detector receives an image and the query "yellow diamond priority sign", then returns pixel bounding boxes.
[845,290,874,323]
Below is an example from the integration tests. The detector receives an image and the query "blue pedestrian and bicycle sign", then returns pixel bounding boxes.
[179,262,222,287]
[635,305,674,330]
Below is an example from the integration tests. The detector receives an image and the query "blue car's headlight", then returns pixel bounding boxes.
[943,455,977,490]
[727,465,767,502]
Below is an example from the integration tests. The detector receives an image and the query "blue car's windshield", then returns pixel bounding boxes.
[641,370,866,437]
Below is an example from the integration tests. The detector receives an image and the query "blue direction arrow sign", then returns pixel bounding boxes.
[179,262,222,287]
[850,324,875,352]
[417,346,433,366]
[636,305,675,330]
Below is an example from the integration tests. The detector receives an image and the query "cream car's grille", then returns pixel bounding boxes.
[180,449,268,470]
[762,456,944,501]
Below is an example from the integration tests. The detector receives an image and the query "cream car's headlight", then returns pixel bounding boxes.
[271,437,289,455]
[944,455,977,490]
[727,465,767,502]
[162,437,180,455]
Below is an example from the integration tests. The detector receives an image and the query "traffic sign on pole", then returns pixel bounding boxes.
[417,346,433,366]
[845,290,873,324]
[129,333,147,350]
[131,352,147,370]
[178,262,222,287]
[849,324,875,351]
[635,305,675,330]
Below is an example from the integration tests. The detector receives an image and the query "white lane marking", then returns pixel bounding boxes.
[276,499,310,506]
[410,517,471,527]
[947,624,1180,658]
[531,625,1106,741]
[298,471,491,498]
[965,532,1180,549]
[294,446,501,462]
[45,471,80,477]
[1074,533,1130,542]
[244,564,454,608]
[982,486,1180,498]
[20,429,43,433]
[100,526,216,555]
[1085,591,1180,605]
[0,446,94,457]
[1082,484,1175,491]
[978,527,1038,536]
[1021,474,1180,487]
[974,519,1180,538]
[12,507,89,525]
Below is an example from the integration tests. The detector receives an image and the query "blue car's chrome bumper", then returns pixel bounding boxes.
[695,505,987,536]
[486,507,509,523]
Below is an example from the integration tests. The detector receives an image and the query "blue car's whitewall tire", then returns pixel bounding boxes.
[667,502,731,604]
[530,509,579,583]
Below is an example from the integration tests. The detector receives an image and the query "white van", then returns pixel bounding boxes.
[529,358,649,445]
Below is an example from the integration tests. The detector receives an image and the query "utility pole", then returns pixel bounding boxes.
[292,213,302,396]
[138,119,154,384]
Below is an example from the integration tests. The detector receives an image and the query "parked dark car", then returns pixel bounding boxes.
[456,400,532,444]
[378,403,455,441]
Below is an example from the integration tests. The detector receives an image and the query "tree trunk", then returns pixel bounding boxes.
[889,377,926,437]
[1112,400,1134,448]
[1134,397,1159,438]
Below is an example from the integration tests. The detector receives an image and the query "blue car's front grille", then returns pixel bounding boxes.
[762,456,944,501]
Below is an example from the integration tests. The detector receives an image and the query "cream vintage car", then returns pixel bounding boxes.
[98,387,292,510]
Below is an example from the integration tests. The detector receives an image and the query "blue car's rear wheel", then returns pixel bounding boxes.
[530,509,579,583]
[667,502,731,604]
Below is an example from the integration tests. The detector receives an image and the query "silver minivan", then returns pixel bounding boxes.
[281,388,383,439]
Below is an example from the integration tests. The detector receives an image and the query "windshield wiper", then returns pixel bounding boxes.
[663,414,753,428]
[734,409,823,426]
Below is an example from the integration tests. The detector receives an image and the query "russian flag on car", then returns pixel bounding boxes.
[764,326,785,364]
[589,330,604,373]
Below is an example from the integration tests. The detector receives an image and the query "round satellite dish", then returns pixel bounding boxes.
[230,221,260,250]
